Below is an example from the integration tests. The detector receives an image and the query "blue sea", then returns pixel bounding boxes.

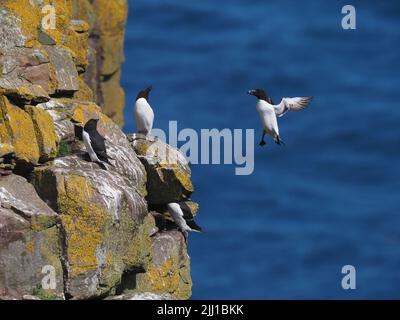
[122,0,400,299]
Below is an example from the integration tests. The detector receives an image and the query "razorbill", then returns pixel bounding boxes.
[83,119,114,166]
[167,202,203,241]
[134,86,154,136]
[248,88,312,146]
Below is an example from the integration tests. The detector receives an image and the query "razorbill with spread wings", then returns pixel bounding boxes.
[167,202,203,241]
[248,88,312,146]
[134,86,154,136]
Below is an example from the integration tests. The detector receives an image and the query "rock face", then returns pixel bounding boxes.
[0,0,127,126]
[129,134,194,205]
[0,1,198,300]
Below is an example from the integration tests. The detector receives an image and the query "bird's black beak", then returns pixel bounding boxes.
[248,89,256,96]
[146,85,153,92]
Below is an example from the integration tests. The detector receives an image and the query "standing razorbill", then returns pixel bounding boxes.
[167,203,203,241]
[134,86,154,136]
[83,119,113,166]
[248,88,312,146]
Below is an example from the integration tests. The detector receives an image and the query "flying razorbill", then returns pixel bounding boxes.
[248,88,313,146]
[134,86,154,136]
[167,202,203,241]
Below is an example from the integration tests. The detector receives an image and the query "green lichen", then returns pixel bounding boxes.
[57,140,71,157]
[32,285,63,300]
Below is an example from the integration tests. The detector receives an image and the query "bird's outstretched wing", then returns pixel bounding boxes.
[274,97,313,117]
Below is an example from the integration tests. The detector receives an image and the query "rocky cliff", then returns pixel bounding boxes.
[0,0,197,300]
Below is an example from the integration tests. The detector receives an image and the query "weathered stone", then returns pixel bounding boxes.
[0,47,53,102]
[0,174,58,230]
[73,75,94,102]
[2,0,41,48]
[43,46,79,92]
[25,106,59,162]
[35,99,76,142]
[129,134,194,205]
[0,96,40,165]
[0,143,14,158]
[38,29,56,46]
[64,20,90,71]
[135,231,192,300]
[107,292,174,300]
[100,69,125,126]
[0,174,63,299]
[31,155,148,299]
[0,9,26,49]
[0,210,63,299]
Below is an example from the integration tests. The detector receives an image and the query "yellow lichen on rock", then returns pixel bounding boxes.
[0,96,40,164]
[40,0,73,46]
[64,20,90,70]
[100,70,125,126]
[136,257,192,300]
[4,0,41,47]
[58,175,108,276]
[73,76,94,101]
[0,143,14,157]
[93,0,128,36]
[123,214,155,269]
[25,105,58,162]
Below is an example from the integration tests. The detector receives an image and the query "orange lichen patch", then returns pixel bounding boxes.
[58,175,108,276]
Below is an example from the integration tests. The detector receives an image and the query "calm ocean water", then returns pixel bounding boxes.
[122,0,400,299]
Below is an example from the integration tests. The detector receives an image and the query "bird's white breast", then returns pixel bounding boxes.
[167,203,191,232]
[256,100,279,135]
[82,130,100,162]
[134,98,154,135]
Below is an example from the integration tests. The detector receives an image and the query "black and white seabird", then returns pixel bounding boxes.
[133,86,154,136]
[248,88,313,146]
[167,202,203,241]
[72,118,113,169]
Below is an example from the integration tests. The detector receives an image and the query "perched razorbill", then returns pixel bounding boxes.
[72,118,113,169]
[134,86,154,136]
[167,202,203,241]
[248,88,312,146]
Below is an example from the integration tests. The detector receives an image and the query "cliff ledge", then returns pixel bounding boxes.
[0,0,196,300]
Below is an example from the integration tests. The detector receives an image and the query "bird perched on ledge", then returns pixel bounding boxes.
[134,85,154,136]
[248,88,313,146]
[71,118,113,170]
[167,202,203,241]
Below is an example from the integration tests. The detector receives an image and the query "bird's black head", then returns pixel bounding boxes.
[136,86,153,101]
[247,88,273,104]
[84,118,99,132]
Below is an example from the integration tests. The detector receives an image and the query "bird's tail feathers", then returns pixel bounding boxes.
[95,161,108,170]
[187,220,203,233]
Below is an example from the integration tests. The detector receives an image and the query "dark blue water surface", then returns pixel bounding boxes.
[122,0,400,299]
